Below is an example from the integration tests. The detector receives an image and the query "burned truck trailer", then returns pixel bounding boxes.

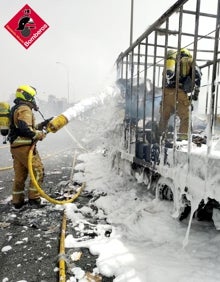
[115,0,220,227]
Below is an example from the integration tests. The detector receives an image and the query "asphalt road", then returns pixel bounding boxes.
[0,141,75,282]
[0,127,114,282]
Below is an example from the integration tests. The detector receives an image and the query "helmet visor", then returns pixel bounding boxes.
[17,88,35,101]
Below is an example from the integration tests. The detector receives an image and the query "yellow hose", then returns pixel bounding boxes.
[28,143,86,281]
[59,211,67,282]
[28,143,85,205]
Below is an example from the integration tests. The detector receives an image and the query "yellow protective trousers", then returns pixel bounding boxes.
[159,87,190,135]
[10,145,44,204]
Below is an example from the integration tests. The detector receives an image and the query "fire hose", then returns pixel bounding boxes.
[27,113,86,204]
[28,143,85,205]
[28,143,86,282]
[1,112,87,281]
[28,134,85,282]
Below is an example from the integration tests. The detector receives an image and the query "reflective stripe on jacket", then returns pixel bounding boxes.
[10,104,36,147]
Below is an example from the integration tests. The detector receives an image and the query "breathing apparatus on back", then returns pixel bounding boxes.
[165,48,193,82]
[0,84,71,144]
[164,49,177,88]
[0,102,11,144]
[14,85,69,134]
[0,84,36,144]
[1,85,49,144]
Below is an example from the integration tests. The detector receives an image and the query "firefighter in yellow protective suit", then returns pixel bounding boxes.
[159,48,202,140]
[8,85,52,209]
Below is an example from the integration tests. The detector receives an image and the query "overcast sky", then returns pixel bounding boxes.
[1,0,176,103]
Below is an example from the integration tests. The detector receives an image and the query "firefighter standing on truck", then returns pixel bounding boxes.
[8,85,52,209]
[159,48,202,140]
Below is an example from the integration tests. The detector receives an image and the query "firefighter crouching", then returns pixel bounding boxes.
[8,85,52,209]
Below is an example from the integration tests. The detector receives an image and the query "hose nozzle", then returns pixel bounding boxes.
[46,114,68,133]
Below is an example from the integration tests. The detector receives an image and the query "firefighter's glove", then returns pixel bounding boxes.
[37,117,54,130]
[192,87,200,101]
[33,130,46,141]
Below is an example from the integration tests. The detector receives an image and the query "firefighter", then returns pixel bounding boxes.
[8,85,52,209]
[159,48,202,140]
